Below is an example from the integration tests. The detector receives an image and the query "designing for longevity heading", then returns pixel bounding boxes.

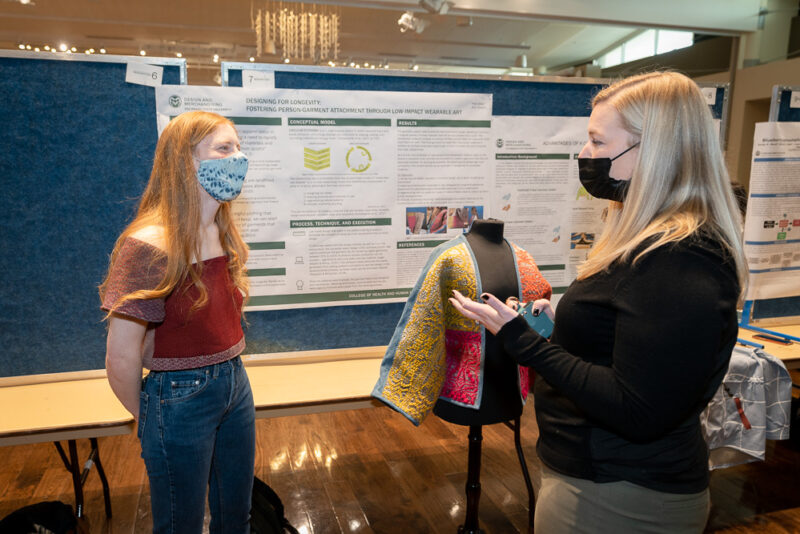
[245,97,463,115]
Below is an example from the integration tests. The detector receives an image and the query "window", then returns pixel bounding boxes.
[656,30,694,54]
[624,30,656,63]
[597,29,693,69]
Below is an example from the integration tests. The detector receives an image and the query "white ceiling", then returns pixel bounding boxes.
[0,0,761,75]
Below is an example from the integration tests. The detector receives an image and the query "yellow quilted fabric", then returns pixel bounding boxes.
[379,243,478,423]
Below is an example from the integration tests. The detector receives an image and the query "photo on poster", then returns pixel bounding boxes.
[405,206,448,235]
[570,232,595,249]
[448,205,483,231]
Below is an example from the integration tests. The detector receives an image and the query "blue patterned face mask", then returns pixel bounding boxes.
[196,152,249,202]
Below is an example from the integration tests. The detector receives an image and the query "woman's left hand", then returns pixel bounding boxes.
[449,290,519,335]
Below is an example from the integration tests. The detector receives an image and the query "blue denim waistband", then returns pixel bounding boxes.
[145,355,243,381]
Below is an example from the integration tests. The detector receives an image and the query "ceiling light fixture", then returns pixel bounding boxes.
[398,12,428,34]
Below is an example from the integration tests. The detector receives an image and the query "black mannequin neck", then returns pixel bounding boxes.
[467,219,504,244]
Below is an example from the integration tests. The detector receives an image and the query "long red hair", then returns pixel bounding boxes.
[100,111,249,315]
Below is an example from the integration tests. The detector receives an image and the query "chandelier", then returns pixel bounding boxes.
[253,1,341,63]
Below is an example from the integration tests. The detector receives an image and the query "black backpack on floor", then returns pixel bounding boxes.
[0,501,81,534]
[250,476,300,534]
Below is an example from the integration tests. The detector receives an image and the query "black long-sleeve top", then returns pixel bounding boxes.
[498,231,740,494]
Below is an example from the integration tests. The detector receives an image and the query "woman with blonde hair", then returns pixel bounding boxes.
[451,72,746,533]
[100,111,254,533]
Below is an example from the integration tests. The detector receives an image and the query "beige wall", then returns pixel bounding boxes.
[696,56,800,190]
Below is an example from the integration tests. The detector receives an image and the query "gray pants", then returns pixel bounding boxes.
[535,466,710,534]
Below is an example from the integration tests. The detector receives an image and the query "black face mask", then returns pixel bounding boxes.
[577,143,639,202]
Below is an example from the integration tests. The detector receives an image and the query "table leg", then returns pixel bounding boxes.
[89,438,113,518]
[68,440,84,518]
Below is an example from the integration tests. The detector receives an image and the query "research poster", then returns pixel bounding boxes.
[491,116,595,301]
[156,86,493,310]
[744,121,800,300]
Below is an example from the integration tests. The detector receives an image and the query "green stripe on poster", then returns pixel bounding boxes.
[397,240,448,249]
[397,119,491,128]
[227,117,282,126]
[247,242,286,250]
[248,288,412,306]
[495,153,570,160]
[290,218,392,228]
[537,264,566,271]
[288,118,391,127]
[248,268,286,277]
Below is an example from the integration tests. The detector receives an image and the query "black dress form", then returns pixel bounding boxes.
[433,218,523,425]
[432,219,535,533]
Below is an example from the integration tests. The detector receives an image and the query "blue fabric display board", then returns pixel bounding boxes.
[0,53,184,376]
[0,56,727,376]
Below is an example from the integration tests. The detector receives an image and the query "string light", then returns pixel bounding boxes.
[9,39,264,66]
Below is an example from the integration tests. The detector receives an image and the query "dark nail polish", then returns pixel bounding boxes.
[480,294,489,301]
[533,309,540,316]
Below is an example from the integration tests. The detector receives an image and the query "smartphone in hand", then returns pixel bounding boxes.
[519,301,554,338]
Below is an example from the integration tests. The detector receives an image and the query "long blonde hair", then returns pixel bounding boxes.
[577,72,747,290]
[100,111,249,314]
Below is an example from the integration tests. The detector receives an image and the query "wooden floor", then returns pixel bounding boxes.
[1,403,799,533]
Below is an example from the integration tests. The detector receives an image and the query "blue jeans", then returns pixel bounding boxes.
[138,356,255,534]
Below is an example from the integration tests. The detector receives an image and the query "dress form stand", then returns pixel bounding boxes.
[434,219,535,533]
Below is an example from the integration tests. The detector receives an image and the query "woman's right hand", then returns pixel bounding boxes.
[531,299,555,320]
